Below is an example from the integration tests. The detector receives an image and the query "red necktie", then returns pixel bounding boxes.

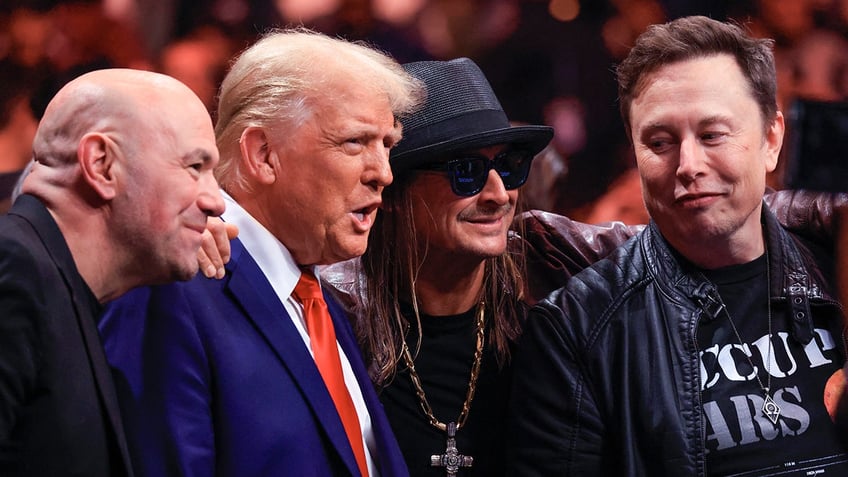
[293,269,369,477]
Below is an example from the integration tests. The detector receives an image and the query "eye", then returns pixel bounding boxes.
[640,129,675,154]
[186,162,204,176]
[700,132,726,144]
[500,151,530,168]
[341,138,365,155]
[450,157,487,178]
[646,137,673,154]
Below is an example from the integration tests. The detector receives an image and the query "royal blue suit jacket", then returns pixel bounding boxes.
[99,238,408,477]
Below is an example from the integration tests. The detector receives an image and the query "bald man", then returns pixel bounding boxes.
[0,69,224,477]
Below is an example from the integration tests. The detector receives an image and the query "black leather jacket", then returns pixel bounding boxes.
[506,205,845,476]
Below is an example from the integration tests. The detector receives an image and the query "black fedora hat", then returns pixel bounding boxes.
[391,57,553,174]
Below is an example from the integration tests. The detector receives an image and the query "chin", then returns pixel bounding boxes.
[467,238,507,257]
[336,238,368,262]
[177,264,201,281]
[163,259,200,282]
[333,249,365,264]
[139,265,197,287]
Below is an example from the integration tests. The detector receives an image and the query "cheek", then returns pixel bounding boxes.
[166,182,196,215]
[713,153,757,188]
[507,190,519,206]
[636,157,675,190]
[635,154,664,177]
[739,165,768,199]
[637,176,670,214]
[416,204,457,247]
[634,166,660,194]
[503,200,517,225]
[154,179,201,232]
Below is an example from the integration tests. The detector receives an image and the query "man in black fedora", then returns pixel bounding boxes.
[322,57,587,477]
[319,57,842,477]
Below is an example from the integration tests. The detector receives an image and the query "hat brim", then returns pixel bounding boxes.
[390,125,554,174]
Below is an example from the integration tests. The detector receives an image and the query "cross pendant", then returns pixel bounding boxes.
[430,422,473,477]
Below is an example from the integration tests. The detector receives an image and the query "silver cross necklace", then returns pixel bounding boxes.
[400,302,485,476]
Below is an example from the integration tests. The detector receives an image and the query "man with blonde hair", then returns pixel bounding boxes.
[0,68,224,476]
[101,29,423,477]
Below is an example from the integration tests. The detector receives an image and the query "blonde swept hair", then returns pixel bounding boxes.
[214,28,424,193]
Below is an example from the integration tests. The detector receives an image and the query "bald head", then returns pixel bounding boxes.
[20,68,225,301]
[32,69,210,172]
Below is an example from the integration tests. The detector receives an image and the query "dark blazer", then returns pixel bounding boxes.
[100,237,409,477]
[0,194,133,477]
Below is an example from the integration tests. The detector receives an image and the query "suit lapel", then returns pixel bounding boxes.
[327,295,407,476]
[223,239,362,476]
[13,195,134,477]
[69,287,135,477]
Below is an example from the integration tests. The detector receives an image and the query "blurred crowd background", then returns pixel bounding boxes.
[2,0,848,223]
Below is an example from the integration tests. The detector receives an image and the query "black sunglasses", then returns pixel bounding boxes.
[418,149,535,197]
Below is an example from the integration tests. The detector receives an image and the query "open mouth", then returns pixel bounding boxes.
[352,203,380,229]
[353,206,374,222]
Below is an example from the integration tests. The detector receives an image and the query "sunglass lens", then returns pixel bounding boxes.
[496,150,533,190]
[444,150,534,196]
[448,157,488,196]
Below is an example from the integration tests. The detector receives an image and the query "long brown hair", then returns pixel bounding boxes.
[356,173,528,388]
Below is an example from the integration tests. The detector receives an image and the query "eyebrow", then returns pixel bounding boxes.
[640,114,734,135]
[183,148,215,165]
[697,115,733,128]
[388,123,404,145]
[639,122,670,137]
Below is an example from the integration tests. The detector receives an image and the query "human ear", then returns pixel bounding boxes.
[764,111,785,173]
[239,127,278,185]
[77,132,118,200]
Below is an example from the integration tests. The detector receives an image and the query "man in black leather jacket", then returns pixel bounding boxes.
[507,16,848,476]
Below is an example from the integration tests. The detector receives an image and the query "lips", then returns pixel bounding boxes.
[187,220,209,236]
[462,203,513,224]
[465,214,504,225]
[675,191,722,207]
[461,213,510,236]
[351,200,381,232]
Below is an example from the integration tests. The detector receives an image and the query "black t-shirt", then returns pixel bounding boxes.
[380,303,512,477]
[699,255,848,476]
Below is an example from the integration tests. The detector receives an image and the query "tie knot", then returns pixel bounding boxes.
[294,269,323,302]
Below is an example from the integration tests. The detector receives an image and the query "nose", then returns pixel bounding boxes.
[363,145,394,190]
[477,169,510,204]
[198,172,226,217]
[676,136,707,182]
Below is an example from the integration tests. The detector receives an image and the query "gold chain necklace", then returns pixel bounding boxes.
[716,248,781,424]
[400,301,486,476]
